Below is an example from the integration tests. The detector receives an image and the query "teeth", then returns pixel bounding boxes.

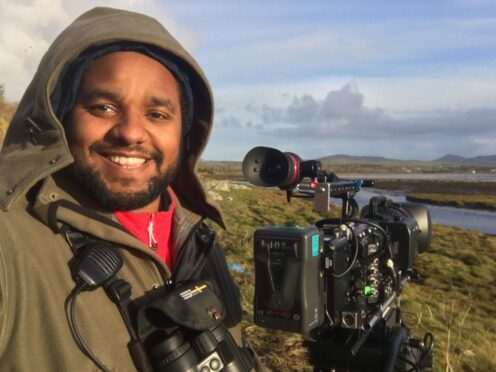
[107,155,146,167]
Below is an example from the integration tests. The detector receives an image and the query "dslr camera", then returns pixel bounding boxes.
[243,147,434,372]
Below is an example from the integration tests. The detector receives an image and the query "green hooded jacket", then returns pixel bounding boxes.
[0,7,241,371]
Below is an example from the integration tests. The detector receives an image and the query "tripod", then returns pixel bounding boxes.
[304,309,433,372]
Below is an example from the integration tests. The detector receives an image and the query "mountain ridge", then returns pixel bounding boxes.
[318,154,496,166]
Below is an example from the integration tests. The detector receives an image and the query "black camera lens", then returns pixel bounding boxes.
[243,146,298,187]
[243,146,321,189]
[146,329,199,372]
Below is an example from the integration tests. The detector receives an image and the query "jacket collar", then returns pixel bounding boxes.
[31,173,206,278]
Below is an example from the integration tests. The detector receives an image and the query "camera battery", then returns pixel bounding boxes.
[254,225,324,335]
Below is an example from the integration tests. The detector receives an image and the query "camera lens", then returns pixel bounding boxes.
[243,146,299,187]
[146,329,199,372]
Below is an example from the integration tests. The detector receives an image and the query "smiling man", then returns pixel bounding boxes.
[65,52,183,216]
[0,7,255,371]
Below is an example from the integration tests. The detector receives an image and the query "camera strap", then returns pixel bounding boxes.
[56,223,256,372]
[104,278,154,372]
[55,223,154,372]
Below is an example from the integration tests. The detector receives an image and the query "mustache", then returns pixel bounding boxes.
[89,142,163,162]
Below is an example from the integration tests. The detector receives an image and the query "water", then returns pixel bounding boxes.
[349,189,496,235]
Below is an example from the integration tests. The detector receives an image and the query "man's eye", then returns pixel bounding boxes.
[90,104,117,115]
[147,111,171,121]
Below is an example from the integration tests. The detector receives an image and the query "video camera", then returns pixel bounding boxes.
[243,146,434,371]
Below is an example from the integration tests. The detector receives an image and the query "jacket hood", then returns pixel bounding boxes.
[0,7,224,226]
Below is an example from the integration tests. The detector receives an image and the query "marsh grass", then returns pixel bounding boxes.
[212,186,496,371]
[399,225,496,371]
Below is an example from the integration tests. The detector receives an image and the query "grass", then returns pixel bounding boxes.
[406,193,496,211]
[399,224,496,371]
[210,184,496,372]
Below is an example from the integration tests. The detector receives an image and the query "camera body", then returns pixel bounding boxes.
[254,199,427,336]
[244,146,433,370]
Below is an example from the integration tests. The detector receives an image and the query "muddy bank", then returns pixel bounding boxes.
[405,194,496,211]
[373,179,496,195]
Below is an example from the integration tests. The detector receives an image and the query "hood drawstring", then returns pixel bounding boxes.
[146,213,158,250]
[147,214,159,250]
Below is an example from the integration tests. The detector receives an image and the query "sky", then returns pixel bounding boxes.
[0,0,495,161]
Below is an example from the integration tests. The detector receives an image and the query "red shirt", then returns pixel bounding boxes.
[115,193,176,270]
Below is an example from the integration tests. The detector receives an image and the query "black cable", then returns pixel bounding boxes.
[360,220,394,260]
[357,219,401,293]
[332,223,359,278]
[395,355,420,372]
[67,285,110,372]
[394,332,434,372]
[337,218,391,259]
[345,197,359,219]
[415,332,434,369]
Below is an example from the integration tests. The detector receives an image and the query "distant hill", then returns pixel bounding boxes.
[435,154,466,163]
[319,153,496,167]
[320,154,392,163]
[435,154,496,166]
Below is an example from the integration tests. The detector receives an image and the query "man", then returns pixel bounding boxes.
[0,7,253,371]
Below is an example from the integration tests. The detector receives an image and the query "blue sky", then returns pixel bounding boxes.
[0,0,495,160]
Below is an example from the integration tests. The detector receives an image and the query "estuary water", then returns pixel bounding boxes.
[350,189,496,235]
[331,173,495,234]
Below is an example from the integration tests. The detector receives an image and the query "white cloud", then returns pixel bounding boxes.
[213,68,496,116]
[0,0,69,99]
[0,0,199,100]
[358,74,496,113]
[210,81,496,160]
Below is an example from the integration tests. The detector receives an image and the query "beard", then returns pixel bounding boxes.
[68,151,180,211]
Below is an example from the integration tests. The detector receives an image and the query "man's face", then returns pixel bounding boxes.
[64,51,182,212]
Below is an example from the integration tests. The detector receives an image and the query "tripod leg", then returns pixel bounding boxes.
[382,326,409,372]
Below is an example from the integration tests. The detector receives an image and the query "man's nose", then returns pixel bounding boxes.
[107,110,147,145]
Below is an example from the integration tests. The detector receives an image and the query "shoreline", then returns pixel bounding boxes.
[371,180,496,211]
[203,176,496,212]
[405,194,496,212]
[372,179,496,195]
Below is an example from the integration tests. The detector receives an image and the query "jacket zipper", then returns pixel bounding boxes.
[170,218,205,284]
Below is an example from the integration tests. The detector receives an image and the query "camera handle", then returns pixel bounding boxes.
[284,170,374,218]
[295,177,367,218]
